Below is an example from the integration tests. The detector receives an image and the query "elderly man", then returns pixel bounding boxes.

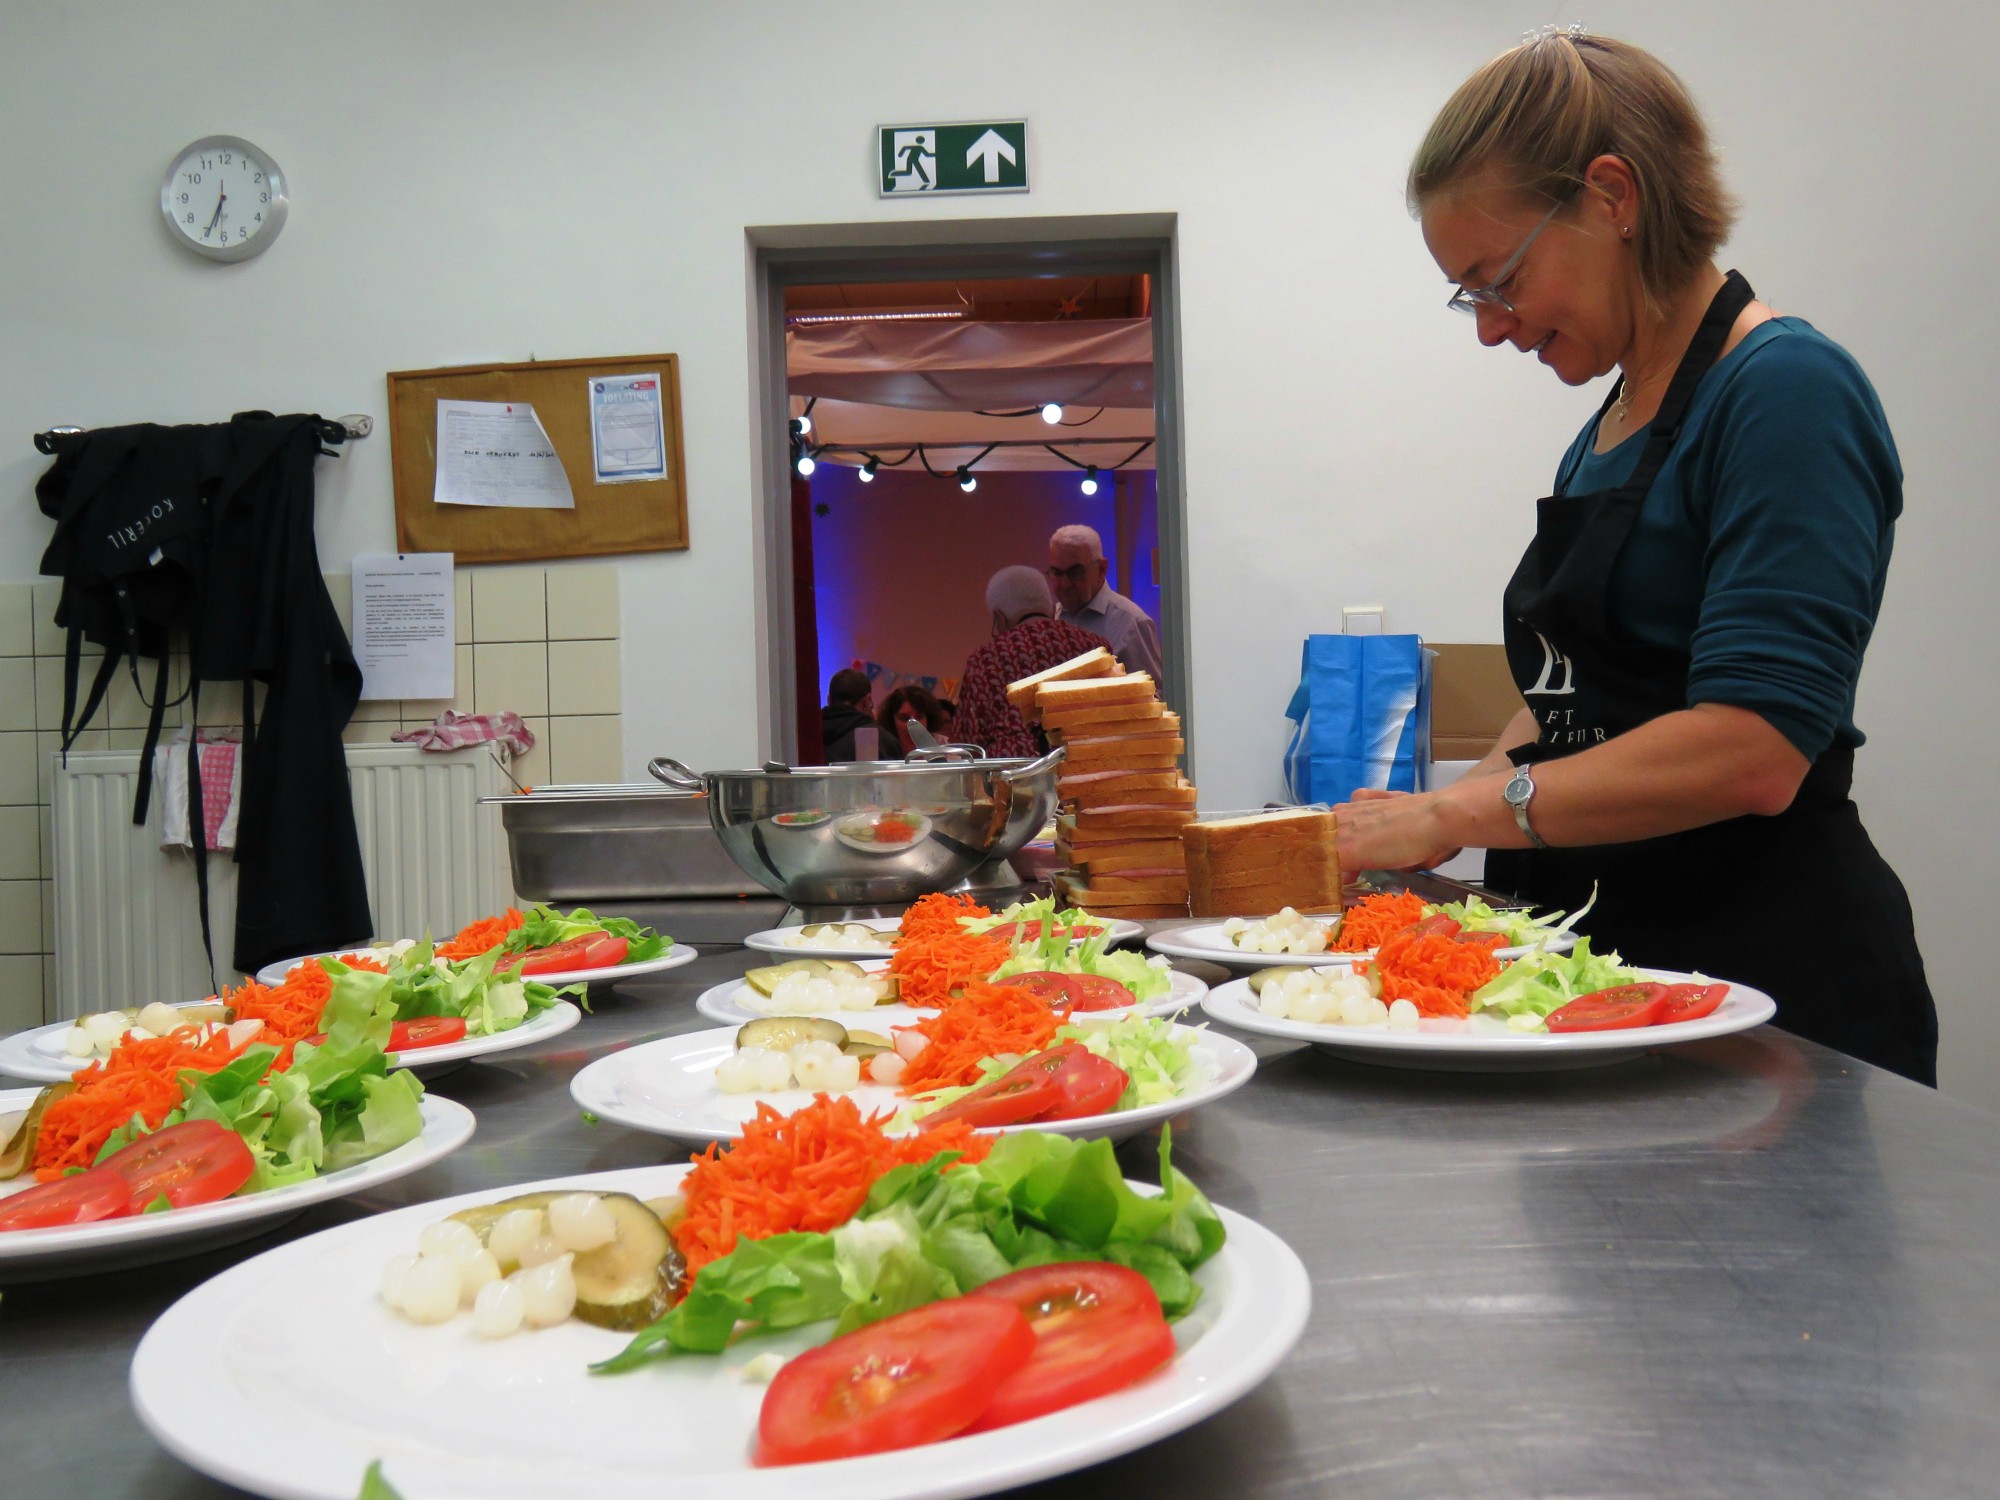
[954,565,1110,757]
[1047,523,1164,685]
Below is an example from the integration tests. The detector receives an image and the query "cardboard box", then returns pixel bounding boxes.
[1427,643,1524,761]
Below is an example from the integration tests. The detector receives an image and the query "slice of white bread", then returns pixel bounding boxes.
[1058,739,1185,771]
[1182,807,1341,918]
[1031,673,1158,716]
[1058,874,1190,911]
[1067,839,1188,876]
[1060,771,1194,808]
[1064,807,1199,838]
[1041,700,1170,732]
[1005,647,1121,712]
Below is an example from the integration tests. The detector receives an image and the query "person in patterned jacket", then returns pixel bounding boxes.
[954,565,1112,757]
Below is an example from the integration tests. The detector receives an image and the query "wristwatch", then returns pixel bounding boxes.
[1502,766,1549,850]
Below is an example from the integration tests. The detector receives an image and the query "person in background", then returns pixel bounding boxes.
[1333,29,1935,1083]
[876,684,947,758]
[819,668,875,761]
[933,698,959,743]
[1047,523,1164,685]
[955,565,1112,757]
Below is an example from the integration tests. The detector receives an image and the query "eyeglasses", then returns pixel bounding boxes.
[1047,562,1099,584]
[1446,199,1563,316]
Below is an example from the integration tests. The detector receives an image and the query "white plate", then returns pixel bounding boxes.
[1201,967,1777,1072]
[743,916,1147,959]
[0,1093,473,1281]
[693,967,1209,1027]
[570,1022,1257,1146]
[0,1001,583,1085]
[1148,921,1578,969]
[132,1163,1309,1500]
[255,942,700,989]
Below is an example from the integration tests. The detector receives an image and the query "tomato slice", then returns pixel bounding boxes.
[579,934,629,969]
[916,1065,1067,1131]
[964,1263,1177,1432]
[96,1119,255,1211]
[1454,930,1509,951]
[1545,982,1670,1032]
[756,1296,1035,1465]
[1062,974,1135,1012]
[388,1016,469,1051]
[514,938,593,975]
[1034,1046,1130,1121]
[1657,981,1730,1024]
[0,1167,133,1232]
[998,971,1081,1007]
[1406,914,1462,940]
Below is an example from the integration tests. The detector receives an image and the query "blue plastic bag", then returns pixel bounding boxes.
[1283,634,1432,805]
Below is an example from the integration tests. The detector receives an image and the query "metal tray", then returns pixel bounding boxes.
[482,784,763,902]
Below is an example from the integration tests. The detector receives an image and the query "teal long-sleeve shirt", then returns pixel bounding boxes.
[1554,315,1902,759]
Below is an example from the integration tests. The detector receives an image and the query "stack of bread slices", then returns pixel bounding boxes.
[1005,648,1193,919]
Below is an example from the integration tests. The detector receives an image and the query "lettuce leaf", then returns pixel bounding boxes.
[499,905,671,964]
[321,941,576,1039]
[593,1128,1225,1375]
[1467,935,1644,1023]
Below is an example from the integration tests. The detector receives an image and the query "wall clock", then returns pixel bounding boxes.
[160,135,288,261]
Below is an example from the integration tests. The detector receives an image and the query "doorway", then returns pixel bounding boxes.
[748,217,1187,767]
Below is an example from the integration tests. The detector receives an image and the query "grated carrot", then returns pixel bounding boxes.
[896,981,1066,1093]
[671,1094,989,1278]
[32,1026,255,1181]
[897,892,991,945]
[1331,891,1431,952]
[436,908,525,960]
[888,928,1011,1010]
[1365,928,1503,1019]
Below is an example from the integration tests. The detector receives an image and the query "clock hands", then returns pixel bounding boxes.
[203,184,226,239]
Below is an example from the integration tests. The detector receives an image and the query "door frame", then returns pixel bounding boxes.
[746,212,1189,764]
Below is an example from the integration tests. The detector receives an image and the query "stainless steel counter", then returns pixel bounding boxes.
[5,911,1996,1498]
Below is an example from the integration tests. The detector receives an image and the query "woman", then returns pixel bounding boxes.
[1334,30,1937,1083]
[876,684,947,758]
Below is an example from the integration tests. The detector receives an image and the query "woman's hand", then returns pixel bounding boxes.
[1334,788,1463,872]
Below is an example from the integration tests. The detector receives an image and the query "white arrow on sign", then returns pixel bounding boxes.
[965,128,1018,184]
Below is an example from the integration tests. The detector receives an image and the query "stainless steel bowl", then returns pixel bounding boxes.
[646,746,1064,906]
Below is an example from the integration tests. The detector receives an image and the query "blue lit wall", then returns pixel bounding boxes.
[808,465,1159,700]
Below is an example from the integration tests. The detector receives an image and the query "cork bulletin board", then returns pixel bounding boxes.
[387,353,689,563]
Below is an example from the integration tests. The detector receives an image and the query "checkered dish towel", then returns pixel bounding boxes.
[392,710,536,758]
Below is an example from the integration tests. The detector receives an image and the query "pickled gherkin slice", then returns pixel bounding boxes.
[451,1190,682,1330]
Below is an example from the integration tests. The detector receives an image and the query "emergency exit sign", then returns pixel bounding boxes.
[878,121,1029,196]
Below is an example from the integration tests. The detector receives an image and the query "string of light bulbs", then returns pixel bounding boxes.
[794,436,1154,495]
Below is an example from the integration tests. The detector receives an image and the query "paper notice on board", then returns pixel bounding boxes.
[351,553,455,700]
[434,399,575,508]
[588,372,669,483]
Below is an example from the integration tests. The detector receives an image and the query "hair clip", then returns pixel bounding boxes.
[1522,21,1589,45]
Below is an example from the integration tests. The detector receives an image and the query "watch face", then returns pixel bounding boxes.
[160,136,287,261]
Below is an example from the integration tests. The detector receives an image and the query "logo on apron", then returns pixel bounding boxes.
[1524,631,1577,696]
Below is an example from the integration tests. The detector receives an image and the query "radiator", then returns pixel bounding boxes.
[51,744,515,1021]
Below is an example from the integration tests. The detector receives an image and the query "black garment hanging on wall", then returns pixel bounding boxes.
[35,412,373,974]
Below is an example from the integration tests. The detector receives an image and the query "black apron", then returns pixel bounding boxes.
[1485,272,1938,1085]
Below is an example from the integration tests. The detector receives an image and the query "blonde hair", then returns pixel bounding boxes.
[1408,32,1737,305]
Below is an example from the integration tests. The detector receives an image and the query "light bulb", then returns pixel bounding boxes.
[793,413,813,437]
[796,452,816,477]
[857,457,876,483]
[956,466,977,493]
[1040,402,1064,425]
[1079,465,1099,496]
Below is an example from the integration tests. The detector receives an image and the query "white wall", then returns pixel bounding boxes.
[5,1,1996,1100]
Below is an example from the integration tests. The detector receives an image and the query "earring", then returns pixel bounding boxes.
[1620,226,1632,239]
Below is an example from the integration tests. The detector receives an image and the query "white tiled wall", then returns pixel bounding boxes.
[0,563,622,1030]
